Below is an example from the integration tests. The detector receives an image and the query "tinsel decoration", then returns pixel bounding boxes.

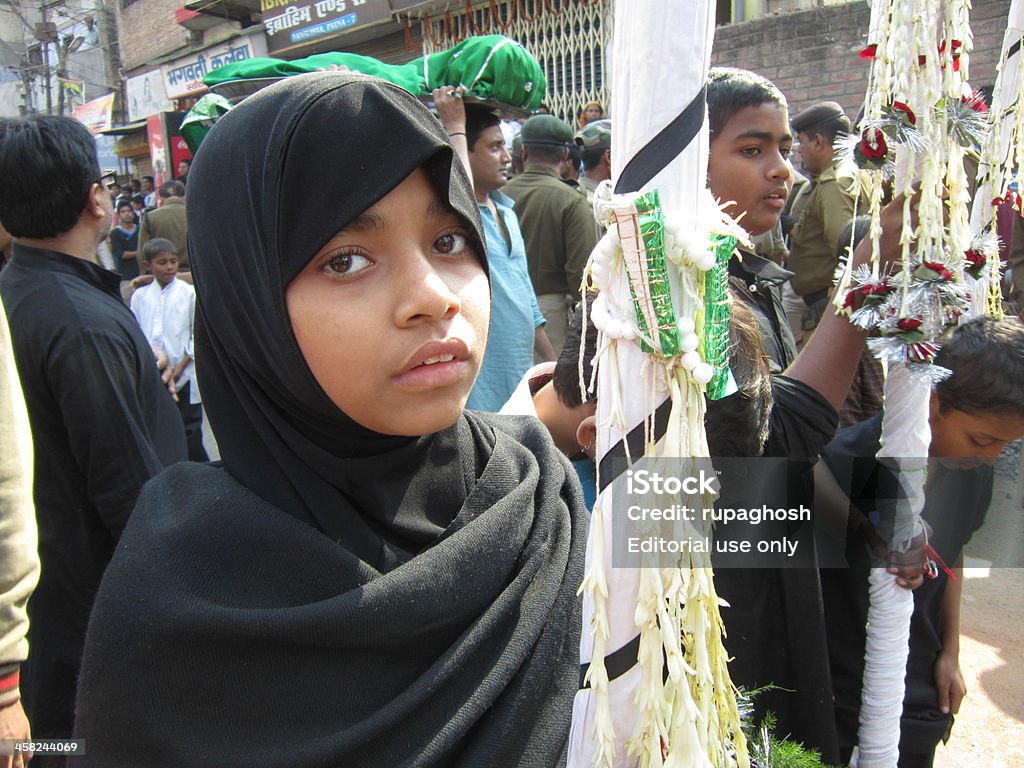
[702,233,737,401]
[626,191,681,357]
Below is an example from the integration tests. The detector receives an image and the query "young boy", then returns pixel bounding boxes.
[820,317,1024,768]
[131,238,207,461]
[707,67,797,373]
[108,200,139,279]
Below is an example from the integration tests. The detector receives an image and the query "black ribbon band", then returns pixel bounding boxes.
[614,85,707,195]
[579,633,642,689]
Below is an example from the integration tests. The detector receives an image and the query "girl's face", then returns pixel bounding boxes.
[286,167,489,437]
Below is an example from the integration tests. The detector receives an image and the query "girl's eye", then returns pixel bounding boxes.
[324,252,372,278]
[434,231,469,255]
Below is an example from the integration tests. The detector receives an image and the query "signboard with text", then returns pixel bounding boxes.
[72,92,116,135]
[161,33,269,100]
[263,0,391,55]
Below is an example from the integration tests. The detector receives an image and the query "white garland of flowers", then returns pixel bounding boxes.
[833,1,979,766]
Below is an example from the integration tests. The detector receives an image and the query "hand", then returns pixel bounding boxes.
[152,347,178,402]
[0,700,32,767]
[432,86,467,136]
[867,523,929,589]
[934,650,966,715]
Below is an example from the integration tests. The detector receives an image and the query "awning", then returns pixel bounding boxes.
[98,120,148,136]
[184,0,261,26]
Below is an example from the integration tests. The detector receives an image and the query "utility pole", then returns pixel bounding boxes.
[34,6,58,115]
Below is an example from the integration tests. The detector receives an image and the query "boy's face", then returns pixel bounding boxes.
[148,251,179,287]
[929,395,1024,469]
[286,167,489,437]
[117,206,134,226]
[707,102,793,237]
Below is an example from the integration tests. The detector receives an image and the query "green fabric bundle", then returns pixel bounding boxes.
[179,93,234,154]
[202,35,546,111]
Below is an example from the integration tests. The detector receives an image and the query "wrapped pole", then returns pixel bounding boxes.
[567,2,748,766]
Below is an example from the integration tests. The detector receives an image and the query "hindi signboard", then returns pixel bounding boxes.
[262,0,391,55]
[161,32,269,100]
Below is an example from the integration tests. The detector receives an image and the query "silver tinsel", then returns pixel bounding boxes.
[942,96,991,151]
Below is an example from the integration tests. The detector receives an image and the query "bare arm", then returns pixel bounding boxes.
[935,556,966,715]
[534,326,556,362]
[784,193,908,411]
[433,87,470,177]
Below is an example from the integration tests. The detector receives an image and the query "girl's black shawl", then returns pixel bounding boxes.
[74,73,586,767]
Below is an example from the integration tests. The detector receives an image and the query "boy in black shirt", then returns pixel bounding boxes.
[820,317,1024,768]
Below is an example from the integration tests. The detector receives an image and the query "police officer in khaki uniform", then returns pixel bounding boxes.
[574,118,611,207]
[788,101,863,339]
[503,115,599,354]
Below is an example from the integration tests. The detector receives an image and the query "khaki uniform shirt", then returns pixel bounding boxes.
[502,166,599,299]
[788,160,862,297]
[138,197,189,271]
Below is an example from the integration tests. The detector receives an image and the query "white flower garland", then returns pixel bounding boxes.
[835,2,980,766]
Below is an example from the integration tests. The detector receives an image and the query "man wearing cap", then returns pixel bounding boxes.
[575,118,612,207]
[787,101,863,339]
[503,115,599,354]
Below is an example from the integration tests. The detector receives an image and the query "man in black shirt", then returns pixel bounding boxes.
[0,115,187,762]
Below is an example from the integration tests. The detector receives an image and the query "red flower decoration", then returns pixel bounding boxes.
[859,44,878,60]
[897,317,923,332]
[860,128,888,160]
[938,39,964,71]
[962,92,988,113]
[964,249,985,268]
[891,101,917,126]
[922,261,954,280]
[843,291,857,309]
[918,54,927,66]
[859,282,891,297]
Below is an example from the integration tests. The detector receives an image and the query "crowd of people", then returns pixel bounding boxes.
[0,65,1021,768]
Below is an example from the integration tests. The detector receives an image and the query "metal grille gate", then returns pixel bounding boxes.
[419,0,612,124]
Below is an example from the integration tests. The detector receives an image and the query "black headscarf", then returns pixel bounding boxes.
[190,71,493,569]
[74,73,587,767]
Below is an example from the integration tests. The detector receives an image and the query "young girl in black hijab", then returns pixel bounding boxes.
[74,72,587,767]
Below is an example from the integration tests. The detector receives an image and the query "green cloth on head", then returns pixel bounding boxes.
[420,35,545,110]
[180,93,234,154]
[202,35,546,111]
[203,53,423,94]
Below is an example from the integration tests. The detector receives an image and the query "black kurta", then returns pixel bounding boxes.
[0,244,186,749]
[713,375,841,764]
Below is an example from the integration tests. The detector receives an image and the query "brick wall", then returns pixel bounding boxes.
[118,0,239,75]
[710,0,1013,120]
